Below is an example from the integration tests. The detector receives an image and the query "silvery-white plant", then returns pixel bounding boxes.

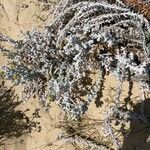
[0,0,149,121]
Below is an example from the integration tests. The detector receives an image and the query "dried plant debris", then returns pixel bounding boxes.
[54,117,111,150]
[122,0,150,20]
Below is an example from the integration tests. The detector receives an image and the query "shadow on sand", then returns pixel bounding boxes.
[122,98,150,150]
[0,80,41,144]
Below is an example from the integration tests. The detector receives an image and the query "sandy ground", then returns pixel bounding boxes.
[0,0,149,150]
[0,0,53,38]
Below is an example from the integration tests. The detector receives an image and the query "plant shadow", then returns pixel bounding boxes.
[122,98,150,150]
[0,80,41,144]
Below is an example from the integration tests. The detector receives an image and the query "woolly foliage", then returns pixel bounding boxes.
[0,0,150,120]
